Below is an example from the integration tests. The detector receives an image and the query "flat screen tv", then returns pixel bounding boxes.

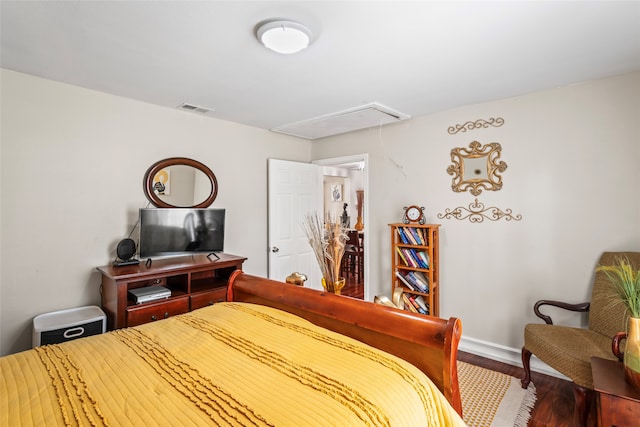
[139,208,225,259]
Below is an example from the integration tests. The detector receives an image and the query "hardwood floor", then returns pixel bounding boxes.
[341,273,364,299]
[459,351,597,427]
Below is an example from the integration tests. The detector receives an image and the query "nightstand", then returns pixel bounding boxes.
[591,356,640,427]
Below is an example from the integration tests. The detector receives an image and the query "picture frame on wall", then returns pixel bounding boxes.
[331,184,342,202]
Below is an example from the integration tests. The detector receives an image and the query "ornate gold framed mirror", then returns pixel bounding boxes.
[143,157,218,208]
[447,141,507,196]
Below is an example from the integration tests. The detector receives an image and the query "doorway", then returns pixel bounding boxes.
[313,154,369,301]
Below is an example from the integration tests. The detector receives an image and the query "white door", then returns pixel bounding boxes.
[267,159,323,290]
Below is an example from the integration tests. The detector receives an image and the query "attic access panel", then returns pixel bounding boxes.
[271,102,410,140]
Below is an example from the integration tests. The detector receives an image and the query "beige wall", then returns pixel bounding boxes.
[2,69,639,366]
[0,69,311,355]
[312,72,640,363]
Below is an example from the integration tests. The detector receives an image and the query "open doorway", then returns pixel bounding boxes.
[313,154,369,301]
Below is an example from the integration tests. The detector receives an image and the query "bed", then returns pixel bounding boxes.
[1,271,464,426]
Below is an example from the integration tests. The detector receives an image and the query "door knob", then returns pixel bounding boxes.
[271,246,280,253]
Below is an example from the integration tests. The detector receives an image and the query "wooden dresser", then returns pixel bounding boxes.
[97,253,246,329]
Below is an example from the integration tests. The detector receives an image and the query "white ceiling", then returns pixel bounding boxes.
[2,1,640,139]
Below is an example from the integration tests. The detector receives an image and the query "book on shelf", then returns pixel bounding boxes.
[402,271,425,292]
[410,271,430,290]
[401,293,419,313]
[408,294,428,315]
[416,250,430,268]
[399,248,414,267]
[406,271,428,292]
[397,227,410,244]
[395,271,417,291]
[400,293,428,315]
[402,271,422,292]
[396,247,410,266]
[413,295,429,314]
[417,228,429,246]
[395,270,428,293]
[402,227,418,245]
[408,227,425,245]
[411,249,423,268]
[407,249,426,268]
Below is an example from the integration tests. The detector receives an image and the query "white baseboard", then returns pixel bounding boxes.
[459,336,570,381]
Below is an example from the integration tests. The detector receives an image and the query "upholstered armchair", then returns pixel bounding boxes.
[521,251,640,426]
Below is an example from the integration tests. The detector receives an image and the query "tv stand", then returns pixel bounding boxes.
[97,253,246,329]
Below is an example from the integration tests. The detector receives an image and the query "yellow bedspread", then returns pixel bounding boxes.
[1,302,465,426]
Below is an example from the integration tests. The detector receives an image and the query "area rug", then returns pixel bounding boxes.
[458,361,536,427]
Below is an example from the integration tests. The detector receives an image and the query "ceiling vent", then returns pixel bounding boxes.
[271,102,410,140]
[177,103,214,114]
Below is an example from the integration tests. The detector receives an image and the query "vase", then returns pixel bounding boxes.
[625,317,640,390]
[322,277,345,295]
[355,190,364,231]
[615,317,640,391]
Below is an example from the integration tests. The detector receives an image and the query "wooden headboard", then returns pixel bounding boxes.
[227,271,463,415]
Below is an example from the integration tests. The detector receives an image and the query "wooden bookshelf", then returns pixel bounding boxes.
[389,223,439,316]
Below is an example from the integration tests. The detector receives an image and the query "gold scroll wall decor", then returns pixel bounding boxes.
[447,141,506,196]
[447,117,504,135]
[441,132,523,223]
[437,199,522,223]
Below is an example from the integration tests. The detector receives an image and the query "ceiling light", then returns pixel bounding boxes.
[257,20,312,54]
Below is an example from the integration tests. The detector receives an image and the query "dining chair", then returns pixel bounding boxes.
[342,230,364,282]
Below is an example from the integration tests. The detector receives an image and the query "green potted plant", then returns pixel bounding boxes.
[599,256,640,390]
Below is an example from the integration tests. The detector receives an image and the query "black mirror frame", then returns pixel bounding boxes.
[143,157,218,208]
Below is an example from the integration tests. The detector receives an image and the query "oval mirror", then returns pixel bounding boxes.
[143,157,218,208]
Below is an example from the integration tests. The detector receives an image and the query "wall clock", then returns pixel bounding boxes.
[403,205,426,224]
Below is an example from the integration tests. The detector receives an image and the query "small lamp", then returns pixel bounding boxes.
[257,20,313,54]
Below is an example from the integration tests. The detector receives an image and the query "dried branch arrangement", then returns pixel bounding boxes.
[302,213,347,291]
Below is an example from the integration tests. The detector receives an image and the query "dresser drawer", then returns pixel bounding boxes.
[190,288,227,310]
[126,297,189,327]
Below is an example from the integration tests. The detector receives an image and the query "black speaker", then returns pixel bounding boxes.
[114,238,139,267]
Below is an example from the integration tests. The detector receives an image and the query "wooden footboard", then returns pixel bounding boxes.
[227,271,463,415]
